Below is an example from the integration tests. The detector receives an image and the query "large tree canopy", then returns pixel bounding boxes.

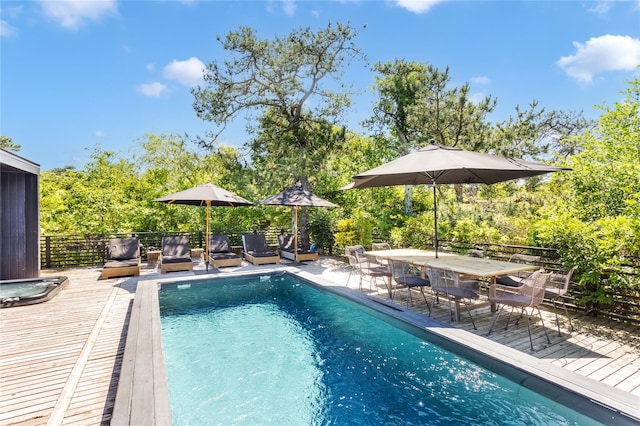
[192,22,365,184]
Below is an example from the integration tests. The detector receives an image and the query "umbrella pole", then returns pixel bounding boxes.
[294,206,299,262]
[433,182,438,258]
[205,201,210,271]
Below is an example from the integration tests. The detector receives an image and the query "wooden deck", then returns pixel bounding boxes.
[0,257,638,425]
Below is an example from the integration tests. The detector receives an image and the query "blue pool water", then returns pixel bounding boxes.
[159,273,599,425]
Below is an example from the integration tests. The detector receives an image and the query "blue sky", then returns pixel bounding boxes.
[2,0,639,171]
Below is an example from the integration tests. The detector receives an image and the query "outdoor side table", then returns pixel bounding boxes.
[190,248,204,263]
[147,250,161,269]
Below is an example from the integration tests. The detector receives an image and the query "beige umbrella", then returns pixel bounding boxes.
[345,143,570,257]
[154,183,253,268]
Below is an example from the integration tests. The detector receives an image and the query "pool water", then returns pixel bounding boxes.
[159,274,599,425]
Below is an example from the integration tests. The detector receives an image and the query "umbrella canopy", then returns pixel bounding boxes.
[346,143,570,257]
[154,182,253,207]
[257,186,337,208]
[257,186,336,261]
[154,183,253,267]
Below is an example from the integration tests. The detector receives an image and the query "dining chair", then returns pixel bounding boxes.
[389,259,430,312]
[345,245,365,286]
[495,253,542,287]
[426,266,480,329]
[355,251,392,296]
[545,267,577,336]
[487,269,552,351]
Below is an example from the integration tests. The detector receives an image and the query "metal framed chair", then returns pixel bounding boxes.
[487,269,552,351]
[389,259,430,312]
[495,253,542,287]
[545,267,577,336]
[355,251,392,296]
[345,245,365,286]
[426,266,480,329]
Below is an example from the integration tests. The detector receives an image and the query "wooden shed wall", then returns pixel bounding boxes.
[1,162,40,280]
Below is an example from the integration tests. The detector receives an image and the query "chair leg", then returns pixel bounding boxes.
[537,307,551,345]
[524,308,535,352]
[562,300,574,332]
[487,305,504,336]
[552,299,561,336]
[461,298,477,330]
[346,269,352,286]
[419,288,431,315]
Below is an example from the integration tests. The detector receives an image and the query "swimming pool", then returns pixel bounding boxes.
[158,272,600,425]
[0,276,68,307]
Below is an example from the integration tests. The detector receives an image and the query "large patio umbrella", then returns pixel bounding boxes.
[257,186,337,261]
[345,143,570,257]
[154,183,253,267]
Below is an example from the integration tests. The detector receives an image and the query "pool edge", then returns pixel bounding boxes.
[113,268,640,425]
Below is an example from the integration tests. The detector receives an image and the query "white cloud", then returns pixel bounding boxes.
[470,76,491,85]
[138,82,167,98]
[163,57,206,86]
[0,20,19,37]
[146,63,155,72]
[95,130,106,138]
[282,0,297,16]
[393,0,445,14]
[38,0,117,30]
[586,0,613,14]
[468,92,488,105]
[556,34,640,83]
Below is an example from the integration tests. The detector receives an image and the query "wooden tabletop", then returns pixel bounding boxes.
[368,248,537,279]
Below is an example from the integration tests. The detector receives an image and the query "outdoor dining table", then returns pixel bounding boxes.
[366,248,538,311]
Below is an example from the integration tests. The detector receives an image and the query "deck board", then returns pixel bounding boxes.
[1,258,638,425]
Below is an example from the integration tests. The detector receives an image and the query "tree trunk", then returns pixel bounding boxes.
[404,185,413,215]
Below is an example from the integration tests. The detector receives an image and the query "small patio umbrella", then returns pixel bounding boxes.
[345,142,570,257]
[154,183,253,267]
[257,186,337,261]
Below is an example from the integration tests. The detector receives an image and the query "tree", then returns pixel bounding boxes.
[0,136,21,152]
[487,101,593,162]
[562,77,640,222]
[367,60,497,212]
[193,22,365,243]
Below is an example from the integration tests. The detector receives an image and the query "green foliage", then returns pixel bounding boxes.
[450,218,501,245]
[0,135,21,152]
[389,214,433,249]
[307,210,336,254]
[334,209,373,248]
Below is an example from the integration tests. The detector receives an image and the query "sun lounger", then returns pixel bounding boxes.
[277,233,318,262]
[242,233,280,265]
[207,234,242,268]
[160,236,193,274]
[101,237,141,279]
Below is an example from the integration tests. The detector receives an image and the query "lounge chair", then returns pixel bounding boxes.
[101,237,141,279]
[242,233,280,265]
[160,236,193,274]
[207,234,242,268]
[277,233,318,262]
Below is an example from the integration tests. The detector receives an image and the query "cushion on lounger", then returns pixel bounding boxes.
[209,252,239,261]
[104,259,139,268]
[209,235,231,253]
[162,255,192,264]
[108,238,140,260]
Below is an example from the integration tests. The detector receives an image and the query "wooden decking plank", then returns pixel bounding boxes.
[1,262,638,425]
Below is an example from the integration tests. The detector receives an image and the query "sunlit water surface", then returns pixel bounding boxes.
[160,274,598,425]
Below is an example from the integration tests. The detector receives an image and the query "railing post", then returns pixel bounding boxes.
[45,236,51,269]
